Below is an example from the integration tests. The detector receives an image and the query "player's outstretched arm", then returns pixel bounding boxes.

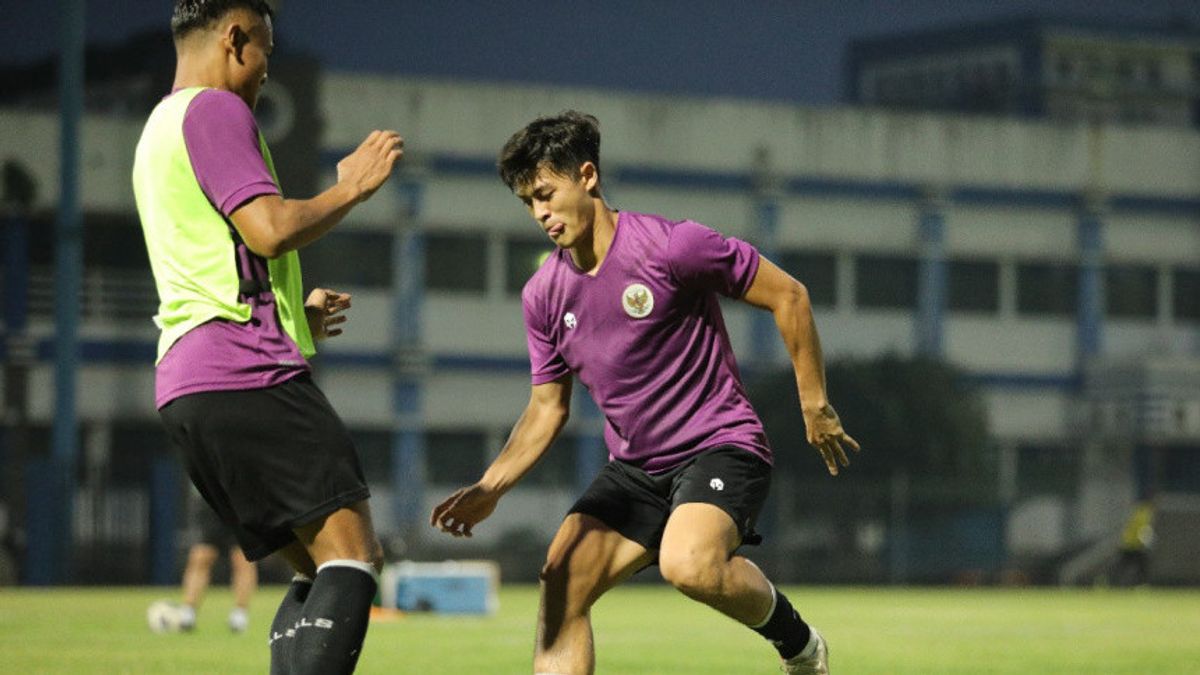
[742,256,861,476]
[430,376,572,537]
[230,130,404,258]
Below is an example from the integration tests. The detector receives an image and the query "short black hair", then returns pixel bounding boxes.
[498,111,601,192]
[171,0,274,41]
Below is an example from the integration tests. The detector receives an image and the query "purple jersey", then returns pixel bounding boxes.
[522,211,771,473]
[155,88,307,409]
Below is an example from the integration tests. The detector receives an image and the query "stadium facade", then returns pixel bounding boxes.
[2,62,1199,583]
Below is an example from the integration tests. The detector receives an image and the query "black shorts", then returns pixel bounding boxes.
[159,373,370,561]
[190,497,237,550]
[569,445,771,552]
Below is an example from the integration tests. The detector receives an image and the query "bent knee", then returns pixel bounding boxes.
[659,550,724,597]
[358,538,385,573]
[312,536,385,574]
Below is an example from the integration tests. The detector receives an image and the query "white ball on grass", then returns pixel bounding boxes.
[146,599,184,634]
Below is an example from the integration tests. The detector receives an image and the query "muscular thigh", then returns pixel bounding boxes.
[543,513,653,605]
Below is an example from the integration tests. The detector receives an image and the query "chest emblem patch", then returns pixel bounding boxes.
[622,283,654,319]
[563,312,577,329]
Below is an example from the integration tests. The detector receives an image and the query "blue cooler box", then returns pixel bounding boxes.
[380,560,500,615]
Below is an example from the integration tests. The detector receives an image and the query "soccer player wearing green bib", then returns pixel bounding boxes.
[133,2,402,673]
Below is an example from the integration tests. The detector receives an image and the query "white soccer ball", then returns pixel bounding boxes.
[146,599,184,634]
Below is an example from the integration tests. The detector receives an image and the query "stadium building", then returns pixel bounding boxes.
[846,16,1200,127]
[2,24,1199,586]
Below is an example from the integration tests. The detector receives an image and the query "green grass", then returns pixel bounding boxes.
[1,585,1198,673]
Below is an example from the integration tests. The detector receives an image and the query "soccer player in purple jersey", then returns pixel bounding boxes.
[136,2,402,673]
[431,111,860,674]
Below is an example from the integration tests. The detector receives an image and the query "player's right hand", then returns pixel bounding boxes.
[430,483,500,538]
[337,130,404,203]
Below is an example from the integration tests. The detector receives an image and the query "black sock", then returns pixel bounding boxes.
[750,586,812,660]
[289,561,378,675]
[269,576,313,675]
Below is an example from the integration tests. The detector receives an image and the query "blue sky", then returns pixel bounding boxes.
[2,0,1198,105]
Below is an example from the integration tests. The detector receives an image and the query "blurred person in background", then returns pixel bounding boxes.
[133,1,403,672]
[432,111,859,675]
[1115,499,1155,587]
[176,489,259,633]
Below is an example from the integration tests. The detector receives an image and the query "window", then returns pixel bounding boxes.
[1145,59,1162,87]
[506,238,553,295]
[1017,444,1078,498]
[777,250,837,307]
[110,423,168,487]
[523,432,585,487]
[425,231,487,292]
[1116,58,1134,83]
[855,255,917,310]
[348,429,487,485]
[349,429,393,480]
[1174,267,1200,321]
[948,259,999,313]
[1056,55,1076,82]
[85,214,151,271]
[303,230,393,288]
[1105,265,1157,319]
[1017,262,1077,317]
[426,430,487,484]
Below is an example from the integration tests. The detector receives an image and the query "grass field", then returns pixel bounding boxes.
[1,584,1198,673]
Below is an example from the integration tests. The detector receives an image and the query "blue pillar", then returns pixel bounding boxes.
[148,456,181,585]
[750,148,781,368]
[572,389,606,495]
[391,179,427,534]
[916,198,947,358]
[46,0,86,585]
[1077,205,1105,363]
[23,456,57,585]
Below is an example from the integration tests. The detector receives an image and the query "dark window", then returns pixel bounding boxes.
[85,214,151,270]
[1017,262,1078,317]
[1145,59,1162,86]
[303,230,393,288]
[426,430,487,484]
[523,433,583,487]
[948,259,999,313]
[1105,265,1158,319]
[1116,58,1134,83]
[25,213,151,271]
[1174,267,1200,321]
[109,423,168,487]
[1017,444,1078,498]
[425,232,486,292]
[506,238,553,295]
[349,429,393,480]
[855,255,917,310]
[777,250,837,307]
[1056,55,1075,81]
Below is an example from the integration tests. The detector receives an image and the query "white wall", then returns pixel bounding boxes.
[4,72,1199,448]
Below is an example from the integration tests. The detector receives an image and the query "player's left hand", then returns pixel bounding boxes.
[305,288,352,341]
[803,402,860,476]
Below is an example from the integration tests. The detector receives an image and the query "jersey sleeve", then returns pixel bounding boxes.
[522,287,570,385]
[666,219,761,298]
[182,89,281,217]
